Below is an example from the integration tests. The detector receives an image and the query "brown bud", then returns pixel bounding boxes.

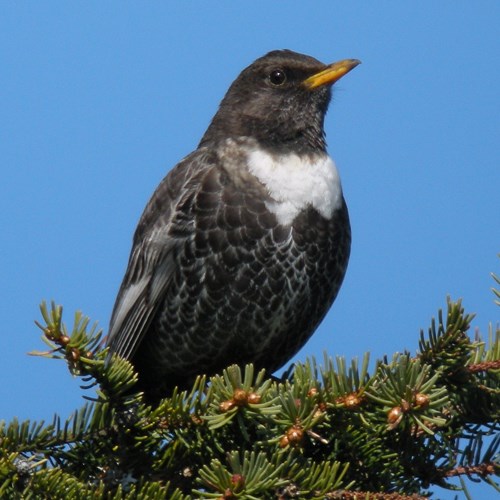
[60,335,70,346]
[219,400,236,412]
[191,414,203,425]
[344,392,362,409]
[307,387,319,397]
[400,399,411,413]
[387,406,403,425]
[286,425,304,447]
[414,393,430,408]
[232,388,248,406]
[247,392,261,405]
[279,435,290,448]
[70,348,80,362]
[44,327,57,341]
[222,488,235,500]
[157,418,169,430]
[230,473,245,491]
[85,351,93,359]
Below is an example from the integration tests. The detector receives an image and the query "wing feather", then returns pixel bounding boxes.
[107,149,214,361]
[107,242,175,360]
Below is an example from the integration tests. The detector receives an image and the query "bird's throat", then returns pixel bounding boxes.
[246,147,343,226]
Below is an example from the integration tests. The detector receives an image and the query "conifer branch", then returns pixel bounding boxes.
[1,260,499,498]
[440,462,496,478]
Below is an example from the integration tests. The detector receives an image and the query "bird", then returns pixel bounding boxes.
[107,49,360,402]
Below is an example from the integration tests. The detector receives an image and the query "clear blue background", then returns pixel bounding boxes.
[1,2,498,498]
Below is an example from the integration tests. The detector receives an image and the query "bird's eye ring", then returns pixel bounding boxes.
[269,69,287,86]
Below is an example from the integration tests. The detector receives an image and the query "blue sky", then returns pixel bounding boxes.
[1,3,498,497]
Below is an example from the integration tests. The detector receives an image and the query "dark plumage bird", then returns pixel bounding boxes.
[108,50,360,401]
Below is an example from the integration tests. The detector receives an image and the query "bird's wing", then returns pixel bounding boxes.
[106,233,176,360]
[107,150,208,360]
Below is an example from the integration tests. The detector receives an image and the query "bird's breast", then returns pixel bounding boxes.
[245,148,343,226]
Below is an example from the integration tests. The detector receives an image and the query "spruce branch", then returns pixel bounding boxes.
[1,273,499,498]
[195,450,290,499]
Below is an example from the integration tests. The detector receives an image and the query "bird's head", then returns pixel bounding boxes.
[200,50,360,154]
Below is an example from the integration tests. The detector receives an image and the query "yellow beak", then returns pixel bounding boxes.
[303,59,361,89]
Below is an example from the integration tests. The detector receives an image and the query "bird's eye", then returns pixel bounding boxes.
[269,69,287,86]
